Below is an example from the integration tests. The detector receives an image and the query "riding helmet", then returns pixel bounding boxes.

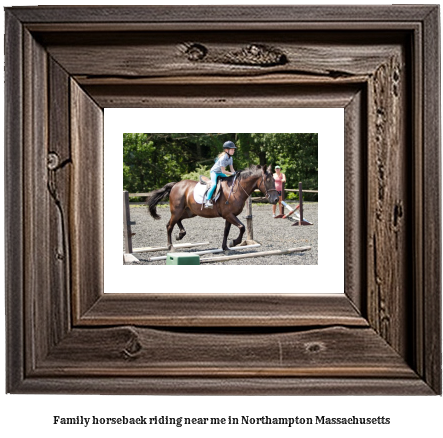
[223,141,237,150]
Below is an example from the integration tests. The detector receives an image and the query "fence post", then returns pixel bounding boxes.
[298,182,303,227]
[123,190,133,254]
[281,181,285,215]
[246,195,254,241]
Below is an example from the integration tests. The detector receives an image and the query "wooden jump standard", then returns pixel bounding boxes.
[275,182,314,226]
[199,246,311,263]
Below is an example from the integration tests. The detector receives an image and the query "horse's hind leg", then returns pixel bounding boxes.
[166,216,178,251]
[175,220,186,241]
[175,207,196,241]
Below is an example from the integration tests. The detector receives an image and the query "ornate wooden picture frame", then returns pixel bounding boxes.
[5,6,441,394]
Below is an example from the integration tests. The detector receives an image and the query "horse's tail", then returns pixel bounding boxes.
[146,182,177,220]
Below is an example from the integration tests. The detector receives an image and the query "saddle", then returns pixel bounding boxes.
[199,175,211,185]
[193,175,227,205]
[201,175,224,203]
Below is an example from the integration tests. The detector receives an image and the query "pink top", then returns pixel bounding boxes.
[274,173,285,191]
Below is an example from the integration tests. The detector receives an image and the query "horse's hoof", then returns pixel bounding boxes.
[168,246,176,253]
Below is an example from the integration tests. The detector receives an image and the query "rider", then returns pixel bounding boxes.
[205,141,237,208]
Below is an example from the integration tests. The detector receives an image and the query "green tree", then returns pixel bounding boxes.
[123,133,317,200]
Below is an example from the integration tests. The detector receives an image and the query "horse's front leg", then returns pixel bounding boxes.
[222,220,232,251]
[222,214,245,250]
[232,216,246,247]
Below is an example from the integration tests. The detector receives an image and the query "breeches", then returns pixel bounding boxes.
[207,171,226,199]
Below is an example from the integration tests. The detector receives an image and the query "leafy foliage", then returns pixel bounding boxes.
[123,133,318,199]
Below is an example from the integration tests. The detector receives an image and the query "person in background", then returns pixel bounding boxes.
[272,165,286,217]
[205,141,237,208]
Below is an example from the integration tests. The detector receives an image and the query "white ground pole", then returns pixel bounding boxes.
[148,243,261,262]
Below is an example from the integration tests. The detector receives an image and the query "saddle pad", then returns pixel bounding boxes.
[193,182,220,204]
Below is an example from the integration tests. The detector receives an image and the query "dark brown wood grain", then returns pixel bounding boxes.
[36,326,417,378]
[344,89,366,314]
[12,375,434,396]
[5,10,24,393]
[80,294,367,327]
[70,80,104,321]
[23,28,50,372]
[4,5,441,395]
[39,31,401,79]
[48,57,72,347]
[9,5,437,24]
[367,51,408,356]
[82,83,362,109]
[422,6,441,395]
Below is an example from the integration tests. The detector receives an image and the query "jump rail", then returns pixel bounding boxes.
[200,246,311,263]
[134,242,210,254]
[148,243,261,262]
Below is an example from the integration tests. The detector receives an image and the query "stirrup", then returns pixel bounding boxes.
[204,200,213,209]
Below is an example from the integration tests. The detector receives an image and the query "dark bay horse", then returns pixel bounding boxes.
[147,164,279,251]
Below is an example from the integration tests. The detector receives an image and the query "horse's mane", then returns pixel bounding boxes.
[236,164,263,180]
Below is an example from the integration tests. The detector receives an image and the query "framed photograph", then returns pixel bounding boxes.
[5,5,440,394]
[110,108,341,293]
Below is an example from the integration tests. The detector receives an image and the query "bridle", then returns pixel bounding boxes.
[257,174,278,199]
[236,171,278,200]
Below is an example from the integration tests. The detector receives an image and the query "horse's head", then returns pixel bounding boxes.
[257,165,279,204]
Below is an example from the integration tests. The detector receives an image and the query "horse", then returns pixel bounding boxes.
[147,164,279,251]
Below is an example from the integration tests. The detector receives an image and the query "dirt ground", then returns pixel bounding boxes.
[125,202,318,266]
